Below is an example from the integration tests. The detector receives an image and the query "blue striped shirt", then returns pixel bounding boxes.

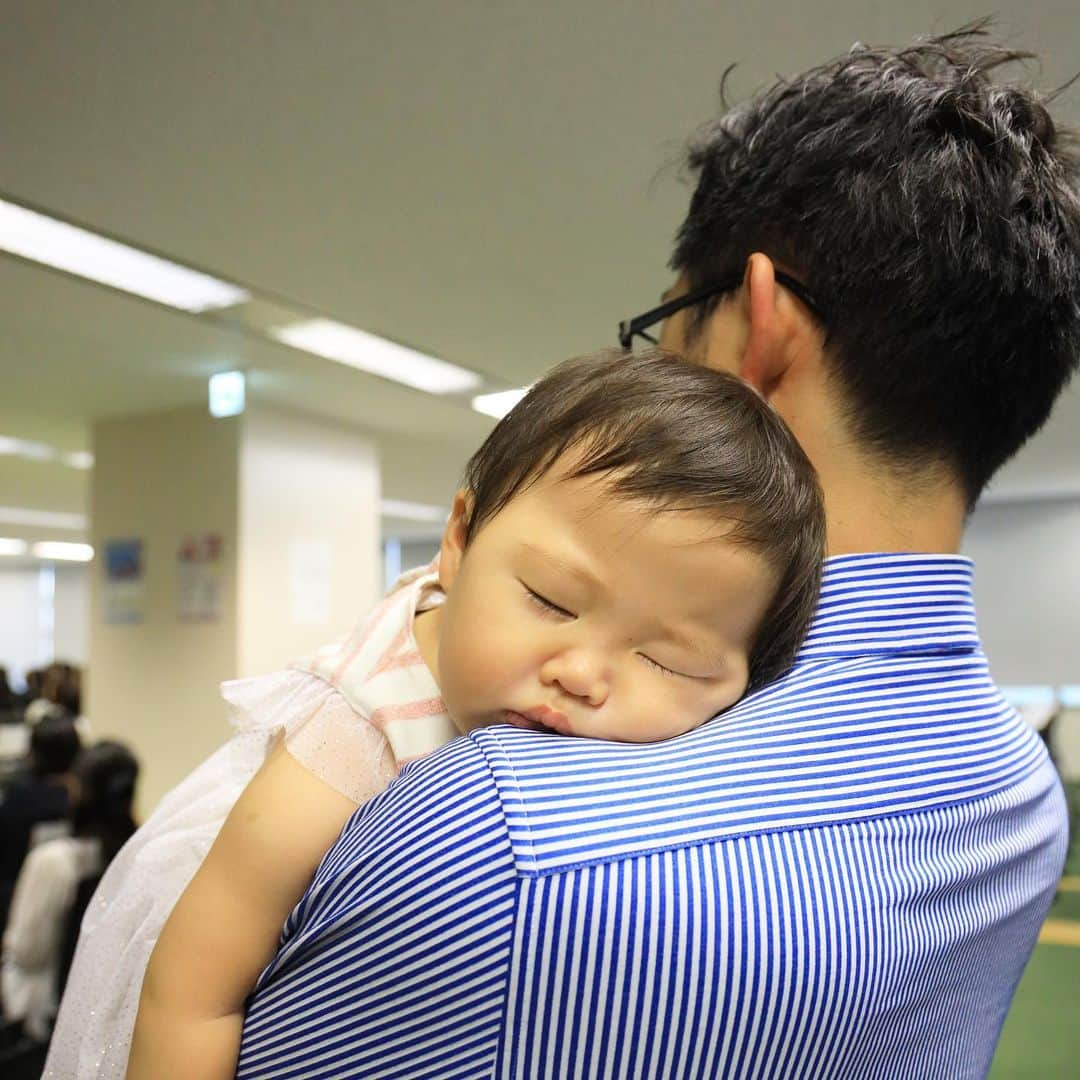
[237,554,1067,1079]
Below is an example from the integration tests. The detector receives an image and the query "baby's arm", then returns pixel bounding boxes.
[126,739,358,1080]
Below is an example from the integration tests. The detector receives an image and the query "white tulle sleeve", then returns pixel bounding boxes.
[223,669,397,804]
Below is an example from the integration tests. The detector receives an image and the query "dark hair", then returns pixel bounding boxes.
[24,669,44,699]
[672,23,1080,506]
[72,741,139,863]
[29,712,82,776]
[0,666,14,711]
[42,662,81,715]
[463,349,825,690]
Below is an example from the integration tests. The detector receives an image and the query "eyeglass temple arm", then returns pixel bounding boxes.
[617,283,731,349]
[618,270,823,350]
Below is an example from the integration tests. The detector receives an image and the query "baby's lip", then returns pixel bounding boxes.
[508,705,571,734]
[503,710,548,731]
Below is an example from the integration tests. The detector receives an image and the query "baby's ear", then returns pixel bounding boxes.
[438,490,473,593]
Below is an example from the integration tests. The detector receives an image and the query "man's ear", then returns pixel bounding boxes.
[438,489,473,593]
[739,253,793,400]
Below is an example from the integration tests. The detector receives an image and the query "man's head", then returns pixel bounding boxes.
[426,350,824,741]
[662,25,1080,511]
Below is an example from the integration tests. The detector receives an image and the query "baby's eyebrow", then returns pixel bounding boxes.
[520,542,600,589]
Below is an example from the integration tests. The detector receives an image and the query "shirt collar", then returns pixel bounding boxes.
[794,553,980,662]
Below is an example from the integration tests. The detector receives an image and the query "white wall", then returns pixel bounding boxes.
[962,497,1080,685]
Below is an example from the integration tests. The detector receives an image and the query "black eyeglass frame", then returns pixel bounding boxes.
[617,270,825,350]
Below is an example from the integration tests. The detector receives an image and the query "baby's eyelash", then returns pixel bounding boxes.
[523,584,574,619]
[641,654,679,677]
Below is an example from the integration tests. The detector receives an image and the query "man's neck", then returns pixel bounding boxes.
[818,459,967,557]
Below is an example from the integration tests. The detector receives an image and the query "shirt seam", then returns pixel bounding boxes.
[468,729,538,877]
[463,732,531,1080]
[512,756,1054,880]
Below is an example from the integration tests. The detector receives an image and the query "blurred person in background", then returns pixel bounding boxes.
[0,669,18,724]
[18,671,43,716]
[50,666,81,722]
[1,741,138,1044]
[23,665,85,739]
[0,715,82,939]
[23,665,81,727]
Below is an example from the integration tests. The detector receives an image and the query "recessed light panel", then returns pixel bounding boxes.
[271,319,480,395]
[0,199,249,312]
[472,387,529,419]
[31,541,94,562]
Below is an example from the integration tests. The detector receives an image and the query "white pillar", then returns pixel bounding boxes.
[89,402,379,813]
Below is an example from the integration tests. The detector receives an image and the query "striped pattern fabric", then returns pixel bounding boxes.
[237,554,1068,1079]
[298,561,459,768]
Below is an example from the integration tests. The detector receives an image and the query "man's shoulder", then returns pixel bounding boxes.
[461,646,1045,876]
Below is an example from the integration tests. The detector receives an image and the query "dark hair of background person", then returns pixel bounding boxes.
[41,663,81,716]
[71,741,139,864]
[672,22,1080,508]
[22,669,44,703]
[0,666,15,713]
[461,348,826,691]
[29,714,82,777]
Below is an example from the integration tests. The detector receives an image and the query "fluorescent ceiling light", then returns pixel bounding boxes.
[0,538,28,556]
[472,386,529,419]
[0,437,93,470]
[0,506,87,530]
[0,436,56,461]
[32,541,94,562]
[271,319,480,395]
[379,499,448,523]
[0,199,250,313]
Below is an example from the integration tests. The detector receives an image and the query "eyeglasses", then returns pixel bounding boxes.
[617,270,825,351]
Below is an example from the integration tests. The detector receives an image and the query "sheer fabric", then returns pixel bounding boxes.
[43,670,386,1079]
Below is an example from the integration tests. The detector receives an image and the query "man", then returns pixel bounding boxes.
[237,28,1077,1078]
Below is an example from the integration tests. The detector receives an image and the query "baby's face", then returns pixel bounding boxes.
[431,463,778,743]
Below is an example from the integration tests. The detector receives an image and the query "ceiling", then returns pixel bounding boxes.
[0,0,1077,542]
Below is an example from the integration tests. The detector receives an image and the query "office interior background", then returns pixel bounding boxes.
[0,3,1077,1074]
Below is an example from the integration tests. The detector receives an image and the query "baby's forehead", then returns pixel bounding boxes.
[510,493,774,598]
[515,470,749,547]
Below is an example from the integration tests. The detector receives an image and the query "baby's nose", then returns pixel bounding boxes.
[542,649,610,707]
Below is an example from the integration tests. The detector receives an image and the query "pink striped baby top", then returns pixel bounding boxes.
[288,559,459,788]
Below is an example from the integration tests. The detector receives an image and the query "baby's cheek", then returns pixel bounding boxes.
[473,629,524,690]
[445,616,516,703]
[638,681,722,741]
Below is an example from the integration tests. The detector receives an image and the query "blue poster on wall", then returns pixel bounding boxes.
[103,538,145,624]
